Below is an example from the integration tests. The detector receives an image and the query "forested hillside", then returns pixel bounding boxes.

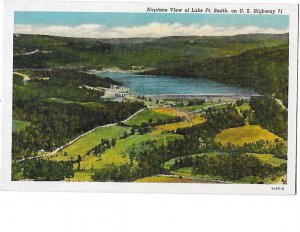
[12,33,289,183]
[145,45,288,106]
[12,69,145,159]
[13,33,288,70]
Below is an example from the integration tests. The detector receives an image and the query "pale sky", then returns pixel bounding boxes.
[14,12,289,38]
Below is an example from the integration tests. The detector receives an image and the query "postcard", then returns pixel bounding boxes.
[0,0,298,194]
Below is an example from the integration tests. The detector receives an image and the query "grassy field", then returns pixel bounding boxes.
[81,132,181,169]
[248,153,286,167]
[66,132,182,181]
[125,109,174,126]
[12,120,31,132]
[171,167,193,176]
[154,115,205,135]
[47,106,285,183]
[164,152,286,183]
[215,125,282,146]
[152,107,189,117]
[170,167,230,183]
[51,120,182,181]
[67,170,94,182]
[58,125,129,156]
[47,110,285,183]
[48,106,193,181]
[154,122,195,135]
[237,174,287,184]
[47,97,80,104]
[164,152,225,169]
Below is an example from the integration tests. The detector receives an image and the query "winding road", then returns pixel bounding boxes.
[17,107,146,162]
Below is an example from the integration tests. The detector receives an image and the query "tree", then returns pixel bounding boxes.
[111,138,117,146]
[77,155,82,170]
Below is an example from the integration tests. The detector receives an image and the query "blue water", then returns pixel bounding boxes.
[96,71,257,96]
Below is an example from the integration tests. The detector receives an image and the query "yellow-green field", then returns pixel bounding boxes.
[152,107,189,117]
[47,107,198,181]
[48,107,285,183]
[171,167,193,176]
[164,152,224,169]
[248,153,286,167]
[215,125,282,146]
[170,167,222,181]
[125,108,173,126]
[50,122,182,181]
[178,102,227,112]
[164,152,286,183]
[67,170,94,182]
[153,115,205,135]
[59,125,129,156]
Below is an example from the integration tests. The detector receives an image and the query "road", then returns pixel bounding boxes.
[17,107,146,162]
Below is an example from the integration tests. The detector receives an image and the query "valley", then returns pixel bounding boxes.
[12,33,288,184]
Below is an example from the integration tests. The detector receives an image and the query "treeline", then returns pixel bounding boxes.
[14,69,122,102]
[86,138,117,156]
[91,164,134,182]
[12,69,145,159]
[171,154,286,182]
[216,139,287,159]
[91,104,248,181]
[249,96,287,139]
[12,159,74,181]
[145,45,289,106]
[12,99,144,159]
[186,99,205,106]
[14,50,83,68]
[174,103,246,154]
[14,33,288,70]
[91,139,190,182]
[128,116,185,135]
[91,140,170,182]
[91,139,286,182]
[91,102,287,182]
[91,104,241,181]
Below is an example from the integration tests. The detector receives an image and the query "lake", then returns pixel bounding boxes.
[95,71,257,96]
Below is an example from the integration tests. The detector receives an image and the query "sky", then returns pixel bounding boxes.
[14,12,289,38]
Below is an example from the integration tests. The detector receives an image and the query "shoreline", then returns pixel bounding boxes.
[145,93,260,100]
[88,69,260,100]
[89,67,154,74]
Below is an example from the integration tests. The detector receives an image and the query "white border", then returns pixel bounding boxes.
[1,0,298,194]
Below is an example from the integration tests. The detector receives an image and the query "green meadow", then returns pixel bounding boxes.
[57,125,129,157]
[125,109,174,126]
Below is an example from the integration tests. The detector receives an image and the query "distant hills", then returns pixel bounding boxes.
[13,33,289,104]
[13,33,288,69]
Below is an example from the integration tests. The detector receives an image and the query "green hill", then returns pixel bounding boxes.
[13,33,288,70]
[145,45,288,106]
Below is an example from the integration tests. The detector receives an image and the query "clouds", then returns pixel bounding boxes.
[14,22,288,38]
